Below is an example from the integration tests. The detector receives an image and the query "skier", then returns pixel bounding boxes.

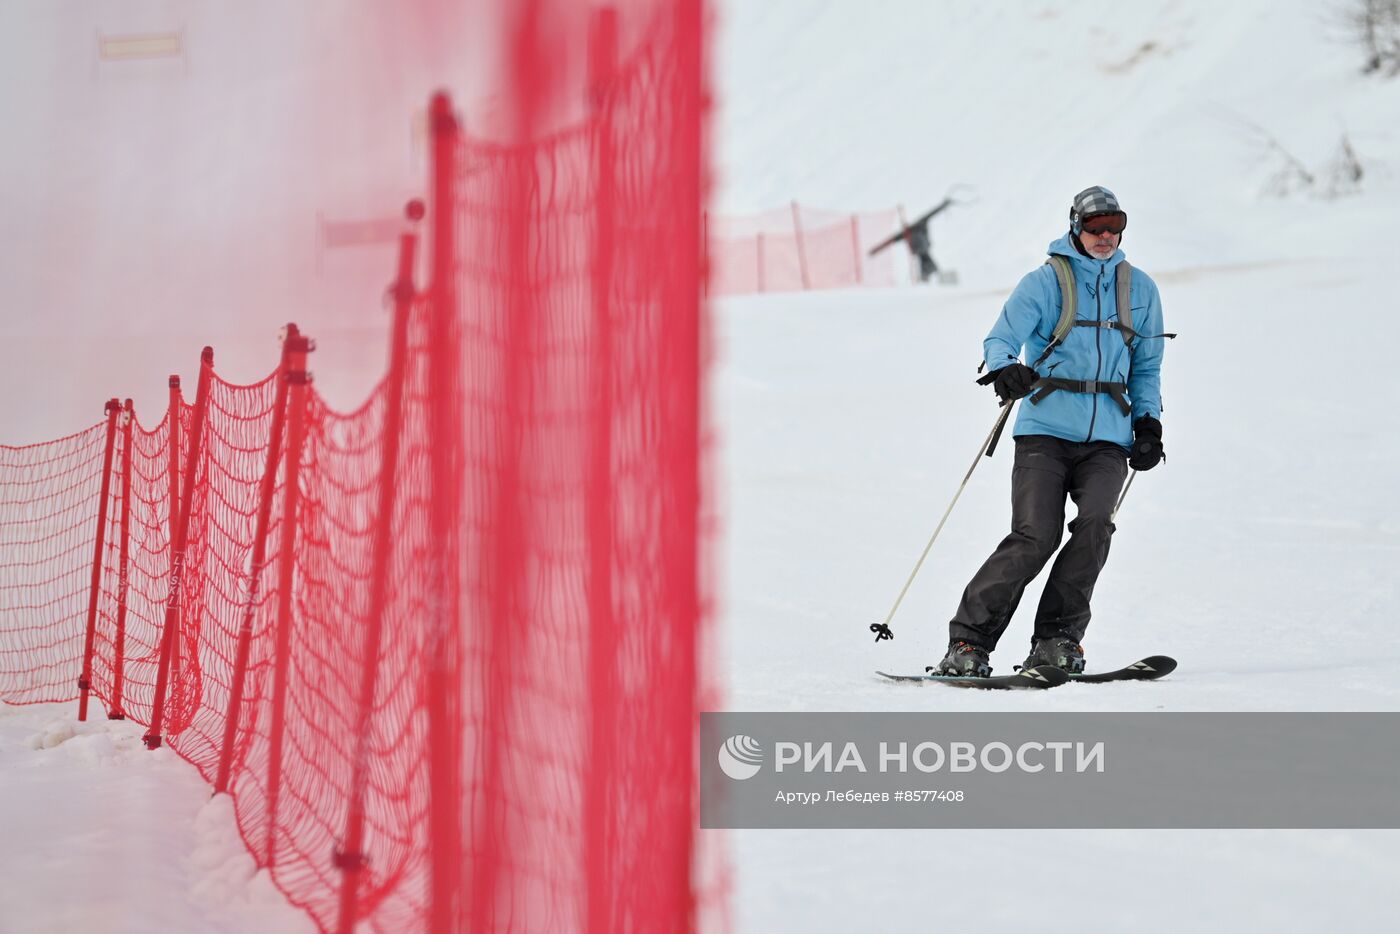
[867,199,953,283]
[905,218,938,283]
[935,186,1166,678]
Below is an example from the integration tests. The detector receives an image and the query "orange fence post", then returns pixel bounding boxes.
[143,349,213,750]
[757,232,766,293]
[164,377,181,710]
[168,375,182,691]
[335,205,421,934]
[427,89,464,934]
[667,0,706,919]
[262,331,313,865]
[792,200,810,290]
[851,213,863,284]
[77,398,121,721]
[586,10,619,933]
[213,325,300,794]
[701,209,710,297]
[109,399,135,719]
[167,375,182,552]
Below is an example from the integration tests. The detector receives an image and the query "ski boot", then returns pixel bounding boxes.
[1019,636,1085,674]
[929,640,992,678]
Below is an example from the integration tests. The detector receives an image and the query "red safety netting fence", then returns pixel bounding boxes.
[0,2,713,932]
[708,202,901,295]
[0,421,110,704]
[443,7,709,931]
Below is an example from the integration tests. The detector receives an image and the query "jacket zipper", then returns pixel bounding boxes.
[1085,266,1105,442]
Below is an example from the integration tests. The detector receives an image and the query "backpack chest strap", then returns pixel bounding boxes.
[1073,319,1176,342]
[1028,377,1131,416]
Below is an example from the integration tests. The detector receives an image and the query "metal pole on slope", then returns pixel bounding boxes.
[1111,470,1137,524]
[869,403,1013,642]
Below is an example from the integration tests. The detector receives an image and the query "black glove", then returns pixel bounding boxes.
[989,364,1039,403]
[1129,416,1164,471]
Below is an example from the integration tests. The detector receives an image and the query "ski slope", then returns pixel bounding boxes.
[710,259,1400,931]
[710,2,1400,930]
[714,257,1400,714]
[5,0,1400,931]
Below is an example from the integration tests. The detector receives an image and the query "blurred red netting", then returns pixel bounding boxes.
[708,203,901,295]
[0,2,716,932]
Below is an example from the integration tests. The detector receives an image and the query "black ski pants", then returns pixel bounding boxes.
[949,434,1128,650]
[917,251,938,281]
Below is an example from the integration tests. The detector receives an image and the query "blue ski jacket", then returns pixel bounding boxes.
[984,233,1165,450]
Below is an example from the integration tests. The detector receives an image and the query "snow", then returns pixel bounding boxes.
[0,702,316,933]
[4,0,1400,931]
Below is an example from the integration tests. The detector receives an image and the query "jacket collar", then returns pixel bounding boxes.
[1047,232,1123,281]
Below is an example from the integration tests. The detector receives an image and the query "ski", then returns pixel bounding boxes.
[1066,655,1177,684]
[875,665,1069,690]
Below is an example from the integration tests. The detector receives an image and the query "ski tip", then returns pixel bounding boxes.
[1067,655,1179,683]
[1134,655,1178,676]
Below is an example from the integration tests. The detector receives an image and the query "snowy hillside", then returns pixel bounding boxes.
[5,0,1400,932]
[715,0,1399,284]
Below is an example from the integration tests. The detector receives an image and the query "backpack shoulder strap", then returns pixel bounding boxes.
[1029,255,1078,369]
[1045,255,1077,343]
[1115,259,1134,348]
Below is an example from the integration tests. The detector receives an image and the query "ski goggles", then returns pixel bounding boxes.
[1081,212,1127,236]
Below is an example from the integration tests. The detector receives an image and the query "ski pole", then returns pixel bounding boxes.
[870,403,1013,642]
[1110,469,1137,524]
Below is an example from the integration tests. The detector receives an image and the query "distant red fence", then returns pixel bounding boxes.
[708,202,900,295]
[0,3,713,932]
